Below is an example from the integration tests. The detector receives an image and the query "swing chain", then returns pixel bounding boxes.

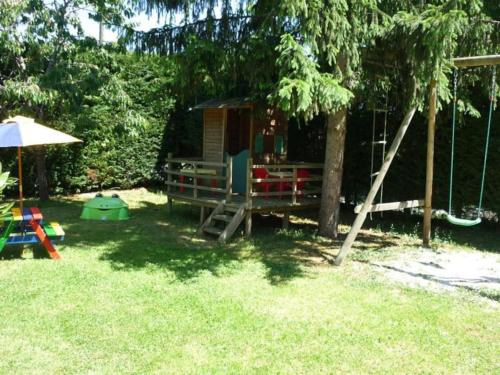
[453,69,458,103]
[477,66,496,216]
[448,69,459,215]
[490,66,497,105]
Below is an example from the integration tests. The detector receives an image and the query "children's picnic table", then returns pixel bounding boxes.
[0,207,65,260]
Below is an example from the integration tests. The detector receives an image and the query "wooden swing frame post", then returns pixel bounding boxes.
[422,54,500,247]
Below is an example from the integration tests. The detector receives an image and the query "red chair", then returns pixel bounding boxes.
[253,168,274,199]
[283,169,310,197]
[296,169,310,192]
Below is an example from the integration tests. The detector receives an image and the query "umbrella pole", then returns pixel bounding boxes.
[18,146,23,212]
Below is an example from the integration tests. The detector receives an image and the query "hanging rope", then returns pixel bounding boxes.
[477,65,497,214]
[448,69,458,214]
[446,66,496,226]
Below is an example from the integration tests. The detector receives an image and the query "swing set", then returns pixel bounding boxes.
[445,67,497,226]
[336,54,500,266]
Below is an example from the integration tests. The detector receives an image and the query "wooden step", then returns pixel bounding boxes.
[203,226,223,236]
[213,214,233,223]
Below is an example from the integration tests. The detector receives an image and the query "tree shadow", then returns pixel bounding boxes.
[21,197,324,285]
[4,194,497,287]
[344,208,500,254]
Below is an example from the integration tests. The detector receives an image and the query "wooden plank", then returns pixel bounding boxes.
[251,176,323,183]
[166,152,174,212]
[453,55,500,68]
[43,225,57,237]
[168,192,320,213]
[251,188,322,197]
[197,201,225,235]
[203,108,224,163]
[282,211,290,229]
[423,80,437,247]
[203,110,206,160]
[336,106,417,266]
[164,159,226,168]
[30,207,43,221]
[22,208,33,221]
[180,168,217,176]
[226,156,233,203]
[199,206,206,225]
[249,202,320,212]
[11,208,22,221]
[249,106,254,158]
[29,220,61,260]
[354,199,424,214]
[246,158,253,209]
[166,170,226,181]
[165,181,226,194]
[245,211,252,237]
[252,163,324,169]
[219,203,246,243]
[222,108,227,162]
[49,222,65,236]
[193,164,198,198]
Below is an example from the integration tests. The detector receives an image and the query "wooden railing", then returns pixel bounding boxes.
[165,154,323,207]
[247,160,323,208]
[164,153,233,202]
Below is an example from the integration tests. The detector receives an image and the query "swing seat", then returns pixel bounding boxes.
[446,214,481,227]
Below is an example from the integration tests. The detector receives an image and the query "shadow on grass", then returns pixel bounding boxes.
[1,197,318,284]
[343,208,500,254]
[2,194,499,286]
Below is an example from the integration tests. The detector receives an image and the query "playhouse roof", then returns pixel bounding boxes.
[194,97,253,109]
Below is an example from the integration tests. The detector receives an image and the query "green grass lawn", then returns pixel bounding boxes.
[0,189,498,374]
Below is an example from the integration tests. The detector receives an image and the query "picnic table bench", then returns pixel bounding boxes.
[0,207,65,260]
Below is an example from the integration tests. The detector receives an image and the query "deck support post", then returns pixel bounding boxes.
[245,211,252,236]
[200,206,207,224]
[226,156,233,203]
[245,158,253,237]
[246,158,253,208]
[335,106,417,265]
[283,211,290,230]
[167,152,173,212]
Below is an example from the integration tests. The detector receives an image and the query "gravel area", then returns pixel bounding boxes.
[372,248,500,299]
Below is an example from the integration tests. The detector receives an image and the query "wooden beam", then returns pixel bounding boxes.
[249,106,254,158]
[423,80,437,248]
[453,55,500,68]
[282,211,290,229]
[335,106,417,266]
[225,156,233,203]
[354,199,424,214]
[202,111,206,160]
[245,211,252,236]
[167,152,173,212]
[197,202,224,235]
[222,108,227,163]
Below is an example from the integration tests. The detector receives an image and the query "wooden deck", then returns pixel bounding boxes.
[164,157,323,239]
[167,190,321,213]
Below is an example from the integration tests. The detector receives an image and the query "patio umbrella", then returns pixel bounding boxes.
[0,116,82,210]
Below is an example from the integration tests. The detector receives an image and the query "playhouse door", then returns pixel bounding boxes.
[226,109,250,156]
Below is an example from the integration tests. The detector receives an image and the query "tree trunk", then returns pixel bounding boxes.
[319,107,348,238]
[34,146,50,201]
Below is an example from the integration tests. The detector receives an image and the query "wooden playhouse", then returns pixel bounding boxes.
[165,98,323,242]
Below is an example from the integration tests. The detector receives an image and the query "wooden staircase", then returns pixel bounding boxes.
[198,202,246,243]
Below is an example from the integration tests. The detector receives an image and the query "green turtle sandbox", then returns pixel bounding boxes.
[81,194,129,221]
